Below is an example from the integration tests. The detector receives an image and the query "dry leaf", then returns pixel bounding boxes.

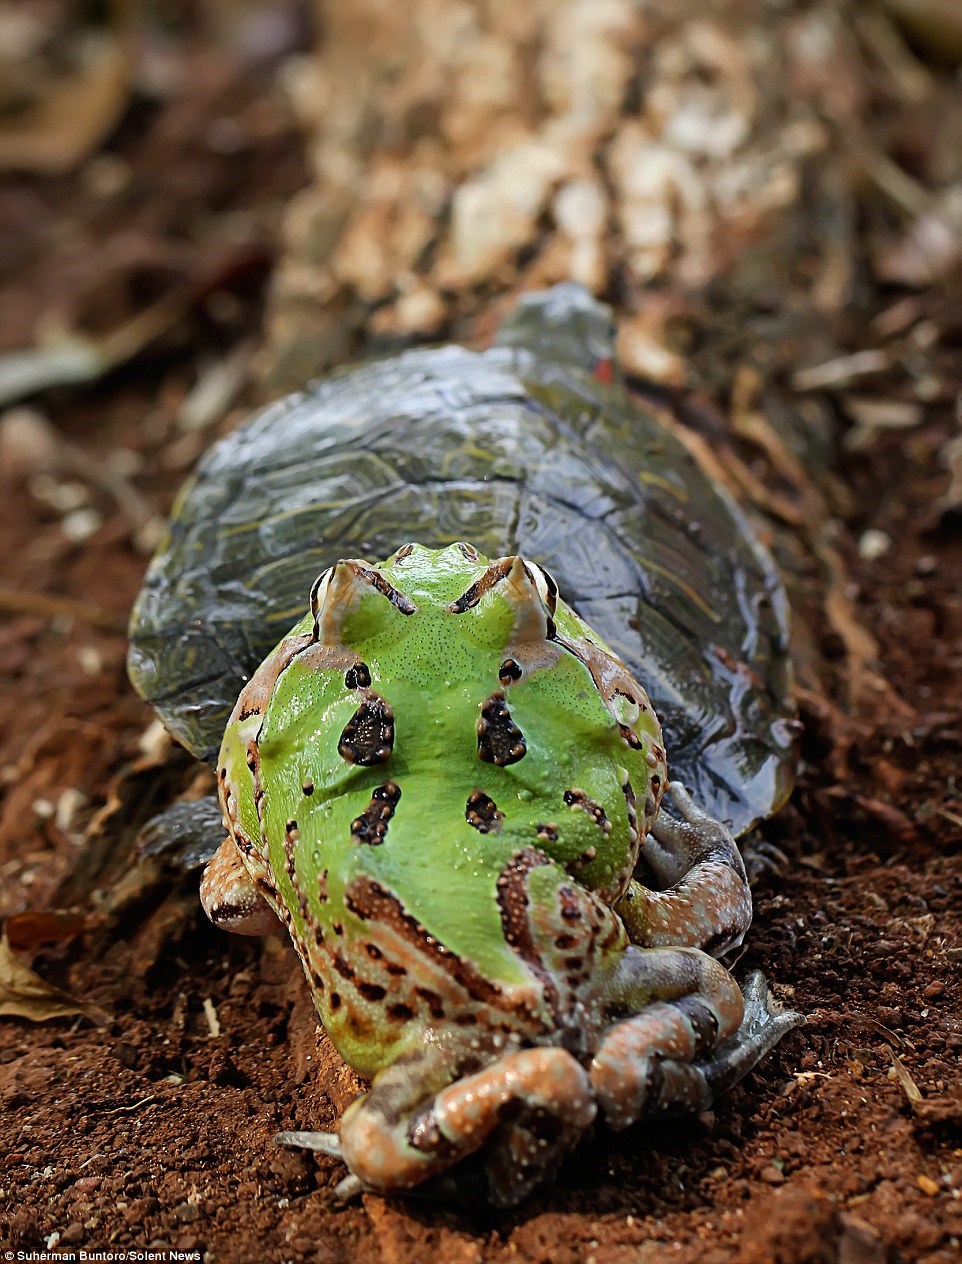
[0,933,109,1025]
[4,910,88,952]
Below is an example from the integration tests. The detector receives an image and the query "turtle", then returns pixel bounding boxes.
[127,283,801,1205]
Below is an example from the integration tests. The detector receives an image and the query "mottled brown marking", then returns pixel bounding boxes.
[332,951,355,980]
[496,847,561,1016]
[536,823,559,844]
[351,781,401,844]
[617,687,645,708]
[622,777,637,824]
[415,987,446,1020]
[388,1002,415,1022]
[563,788,610,831]
[345,662,371,690]
[465,790,503,833]
[499,658,523,684]
[477,692,526,766]
[302,778,315,796]
[559,886,583,924]
[343,877,510,1010]
[619,723,643,750]
[448,556,514,613]
[339,694,394,765]
[255,875,278,900]
[358,981,387,1002]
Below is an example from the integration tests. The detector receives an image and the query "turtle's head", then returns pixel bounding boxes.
[493,283,616,374]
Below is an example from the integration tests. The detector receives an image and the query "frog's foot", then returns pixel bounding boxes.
[591,943,745,1129]
[616,781,752,957]
[199,836,279,936]
[289,1044,595,1208]
[591,957,803,1130]
[274,1130,368,1201]
[701,970,805,1100]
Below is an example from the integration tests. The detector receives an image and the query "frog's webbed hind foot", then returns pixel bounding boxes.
[616,781,752,958]
[701,970,805,1100]
[590,958,804,1131]
[280,1044,596,1208]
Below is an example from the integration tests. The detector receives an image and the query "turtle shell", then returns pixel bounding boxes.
[129,286,795,836]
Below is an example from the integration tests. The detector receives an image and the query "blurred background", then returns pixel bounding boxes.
[1,3,961,1260]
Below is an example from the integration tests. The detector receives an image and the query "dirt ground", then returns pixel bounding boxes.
[1,3,961,1263]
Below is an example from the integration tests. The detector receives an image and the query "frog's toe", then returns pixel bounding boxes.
[275,1129,343,1158]
[701,970,805,1099]
[276,1130,370,1201]
[338,1045,596,1206]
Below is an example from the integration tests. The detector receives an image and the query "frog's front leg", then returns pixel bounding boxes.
[591,946,803,1130]
[615,782,752,957]
[281,1041,595,1208]
[200,837,280,936]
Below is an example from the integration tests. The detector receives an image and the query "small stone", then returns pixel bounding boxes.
[61,1223,85,1244]
[858,528,891,561]
[917,1174,939,1197]
[761,1164,786,1184]
[923,981,945,1000]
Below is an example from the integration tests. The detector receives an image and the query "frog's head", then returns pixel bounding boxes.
[287,541,665,895]
[307,541,559,660]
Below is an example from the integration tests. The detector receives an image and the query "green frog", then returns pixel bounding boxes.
[200,541,802,1206]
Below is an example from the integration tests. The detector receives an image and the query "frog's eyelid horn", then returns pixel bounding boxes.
[310,560,418,633]
[447,555,559,626]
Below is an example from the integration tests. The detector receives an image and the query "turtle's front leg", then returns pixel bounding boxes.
[280,1041,596,1208]
[615,782,752,956]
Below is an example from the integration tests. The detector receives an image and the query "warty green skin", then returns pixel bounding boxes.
[205,540,802,1206]
[216,543,666,1078]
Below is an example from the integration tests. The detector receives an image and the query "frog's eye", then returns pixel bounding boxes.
[310,559,417,643]
[524,563,558,617]
[309,566,335,621]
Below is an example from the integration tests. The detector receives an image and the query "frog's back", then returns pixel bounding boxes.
[130,286,794,835]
